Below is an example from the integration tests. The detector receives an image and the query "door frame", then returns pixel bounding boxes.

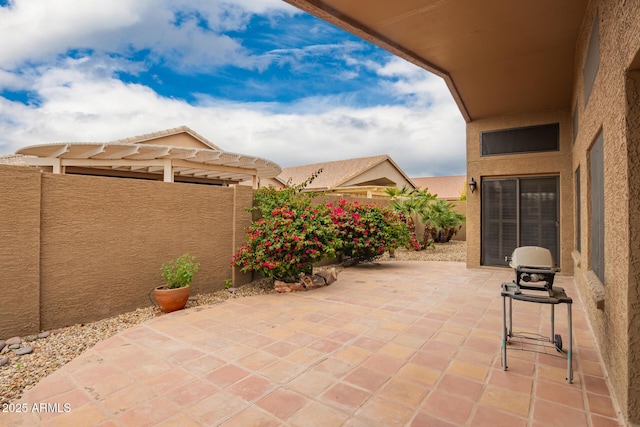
[481,175,560,267]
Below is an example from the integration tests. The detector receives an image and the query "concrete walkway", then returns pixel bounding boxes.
[3,261,624,426]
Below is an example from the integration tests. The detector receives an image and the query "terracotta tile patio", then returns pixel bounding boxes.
[2,261,625,426]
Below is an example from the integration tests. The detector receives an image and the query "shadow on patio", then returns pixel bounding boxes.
[4,261,623,426]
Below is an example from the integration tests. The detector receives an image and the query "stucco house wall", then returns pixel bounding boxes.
[341,160,414,188]
[466,1,640,422]
[570,1,640,421]
[466,108,574,274]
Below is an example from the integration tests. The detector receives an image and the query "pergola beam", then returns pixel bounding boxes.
[15,141,281,183]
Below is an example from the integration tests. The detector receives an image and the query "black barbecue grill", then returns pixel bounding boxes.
[500,246,573,383]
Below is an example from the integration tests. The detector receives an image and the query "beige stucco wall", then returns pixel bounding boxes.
[414,200,466,243]
[0,166,41,337]
[342,161,413,188]
[0,166,254,337]
[450,200,466,241]
[570,1,640,423]
[466,108,574,274]
[627,68,640,427]
[136,133,211,149]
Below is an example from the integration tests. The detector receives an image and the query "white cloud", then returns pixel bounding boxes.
[0,1,465,177]
[0,57,465,177]
[0,0,298,71]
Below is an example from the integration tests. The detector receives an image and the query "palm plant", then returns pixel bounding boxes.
[421,199,466,244]
[385,186,436,248]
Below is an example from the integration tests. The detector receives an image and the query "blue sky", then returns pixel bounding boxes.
[0,0,465,177]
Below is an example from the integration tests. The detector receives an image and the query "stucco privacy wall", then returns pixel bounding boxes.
[0,166,41,337]
[0,165,253,337]
[466,108,574,274]
[571,1,640,422]
[413,200,466,243]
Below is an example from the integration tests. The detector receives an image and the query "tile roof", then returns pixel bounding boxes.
[411,175,466,200]
[278,155,413,190]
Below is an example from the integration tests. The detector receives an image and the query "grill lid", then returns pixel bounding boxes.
[508,246,554,269]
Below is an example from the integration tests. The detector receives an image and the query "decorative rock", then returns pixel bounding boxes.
[5,336,21,345]
[0,345,9,354]
[300,274,329,290]
[274,280,304,293]
[275,272,339,293]
[0,356,8,367]
[228,287,239,294]
[0,340,5,352]
[15,346,33,356]
[25,335,38,342]
[37,331,51,339]
[316,268,338,285]
[9,344,20,350]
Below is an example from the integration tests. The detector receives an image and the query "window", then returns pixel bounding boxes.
[590,133,605,282]
[482,177,559,267]
[575,168,581,252]
[584,15,600,107]
[481,123,559,156]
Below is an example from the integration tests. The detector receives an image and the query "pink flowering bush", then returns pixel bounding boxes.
[233,170,410,280]
[232,201,339,282]
[407,234,423,251]
[329,199,409,263]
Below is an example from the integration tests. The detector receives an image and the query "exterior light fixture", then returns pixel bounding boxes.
[468,177,477,194]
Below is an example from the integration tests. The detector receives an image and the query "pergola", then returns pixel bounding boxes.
[15,129,281,187]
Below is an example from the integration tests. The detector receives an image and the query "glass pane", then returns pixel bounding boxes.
[520,177,559,264]
[482,179,517,266]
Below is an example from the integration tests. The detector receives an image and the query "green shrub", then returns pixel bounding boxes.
[329,199,409,263]
[232,202,339,282]
[421,199,466,243]
[161,254,200,289]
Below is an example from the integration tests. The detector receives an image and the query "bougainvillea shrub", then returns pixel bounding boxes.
[232,202,339,282]
[328,199,409,263]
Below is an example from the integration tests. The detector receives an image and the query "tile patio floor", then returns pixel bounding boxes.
[3,261,625,426]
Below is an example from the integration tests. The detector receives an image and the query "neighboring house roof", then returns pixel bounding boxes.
[110,125,223,150]
[12,126,281,184]
[278,155,416,190]
[412,175,466,200]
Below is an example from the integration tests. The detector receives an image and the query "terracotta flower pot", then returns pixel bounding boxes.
[152,286,190,313]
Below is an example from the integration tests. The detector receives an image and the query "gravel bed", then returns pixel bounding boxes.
[382,240,467,262]
[0,242,465,405]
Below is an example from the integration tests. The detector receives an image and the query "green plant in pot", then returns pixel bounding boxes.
[152,253,200,313]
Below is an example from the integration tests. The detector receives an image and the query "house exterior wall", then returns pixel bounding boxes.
[626,68,640,427]
[341,161,413,188]
[466,108,574,274]
[570,1,640,423]
[465,1,640,422]
[256,177,284,188]
[135,133,211,149]
[0,166,253,337]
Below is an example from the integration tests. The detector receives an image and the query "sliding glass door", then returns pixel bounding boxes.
[481,177,559,267]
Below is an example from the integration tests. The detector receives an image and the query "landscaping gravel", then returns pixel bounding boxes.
[0,241,465,405]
